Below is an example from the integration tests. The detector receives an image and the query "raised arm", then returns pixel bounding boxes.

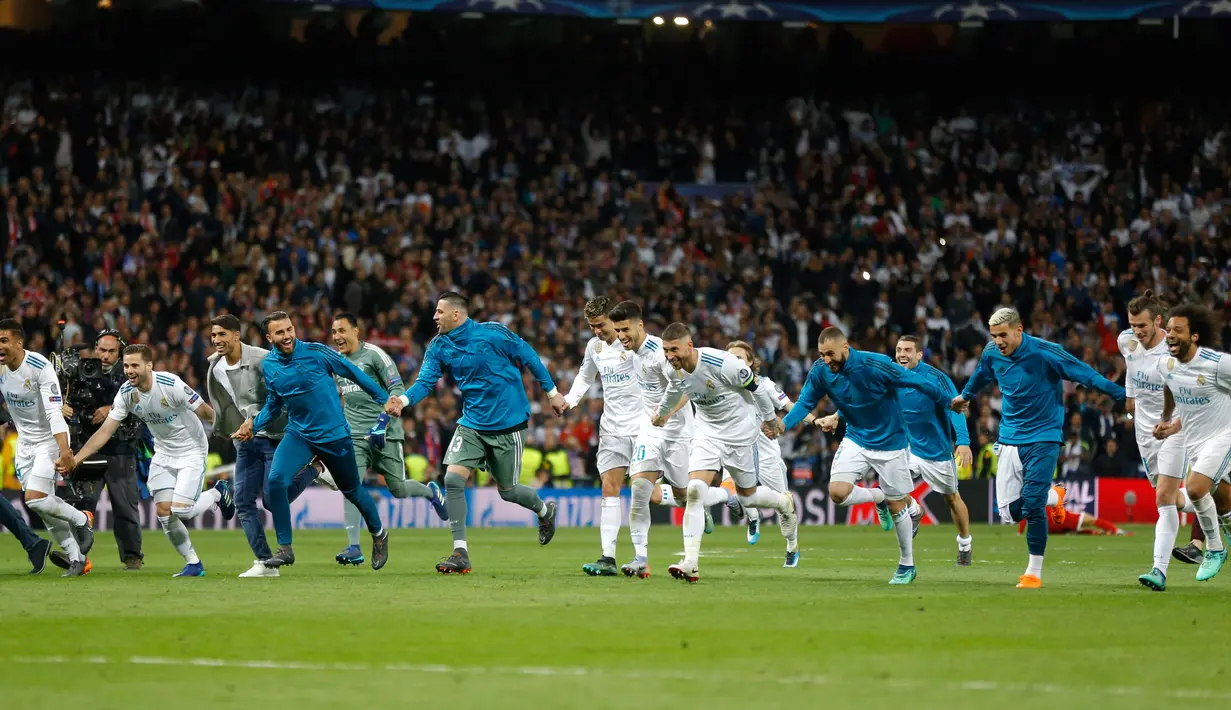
[312,342,387,404]
[959,344,997,401]
[782,363,829,430]
[73,389,126,465]
[403,338,445,408]
[251,369,284,434]
[489,323,558,396]
[1041,341,1126,401]
[870,357,951,408]
[936,370,970,447]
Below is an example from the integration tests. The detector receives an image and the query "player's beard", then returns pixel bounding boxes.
[1171,338,1193,360]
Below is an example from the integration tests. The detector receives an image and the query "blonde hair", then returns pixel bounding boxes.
[988,308,1021,328]
[726,340,761,374]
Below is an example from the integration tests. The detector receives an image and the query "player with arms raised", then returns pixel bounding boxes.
[952,308,1125,588]
[1150,303,1231,585]
[726,340,803,567]
[784,328,951,585]
[654,323,797,583]
[330,313,447,566]
[563,297,644,576]
[893,335,975,566]
[0,319,94,577]
[65,344,233,577]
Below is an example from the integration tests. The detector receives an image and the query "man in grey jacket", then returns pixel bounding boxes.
[207,315,321,578]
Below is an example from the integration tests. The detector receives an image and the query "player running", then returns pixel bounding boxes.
[783,328,951,585]
[892,335,975,566]
[330,313,447,566]
[0,319,93,577]
[1113,292,1188,591]
[654,323,797,583]
[952,308,1125,589]
[726,340,803,567]
[65,345,233,577]
[564,297,644,576]
[606,301,712,579]
[1149,303,1231,586]
[232,311,397,571]
[403,292,568,575]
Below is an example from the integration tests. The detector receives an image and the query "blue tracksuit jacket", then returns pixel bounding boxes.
[253,340,387,444]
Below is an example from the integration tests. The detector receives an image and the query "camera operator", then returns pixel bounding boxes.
[60,331,144,570]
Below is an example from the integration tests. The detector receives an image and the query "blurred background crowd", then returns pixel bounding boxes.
[2,2,1229,491]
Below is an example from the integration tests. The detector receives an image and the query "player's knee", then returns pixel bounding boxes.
[26,495,54,514]
[498,486,518,502]
[154,501,173,517]
[444,471,467,492]
[630,477,653,499]
[171,505,193,520]
[686,478,707,503]
[600,471,624,496]
[385,479,409,498]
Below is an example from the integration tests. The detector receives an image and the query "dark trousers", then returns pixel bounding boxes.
[70,454,145,562]
[1006,442,1061,557]
[234,437,317,560]
[267,431,382,547]
[0,494,41,552]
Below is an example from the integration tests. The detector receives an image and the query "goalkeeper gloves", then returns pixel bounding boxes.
[367,413,390,449]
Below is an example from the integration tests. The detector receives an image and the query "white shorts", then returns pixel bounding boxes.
[14,440,61,495]
[909,453,958,496]
[148,452,208,504]
[754,437,787,493]
[1139,434,1187,487]
[690,437,757,489]
[1188,434,1231,483]
[630,436,690,488]
[994,444,1023,522]
[596,435,635,475]
[830,440,912,500]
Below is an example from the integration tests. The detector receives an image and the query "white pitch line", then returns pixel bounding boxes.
[8,656,1231,701]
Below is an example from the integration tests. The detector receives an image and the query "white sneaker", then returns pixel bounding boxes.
[239,560,280,578]
[779,493,799,541]
[316,464,338,491]
[668,560,700,583]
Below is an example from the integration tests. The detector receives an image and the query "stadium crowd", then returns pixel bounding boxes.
[2,64,1229,491]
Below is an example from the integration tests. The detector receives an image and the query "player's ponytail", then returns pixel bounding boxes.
[1128,290,1169,320]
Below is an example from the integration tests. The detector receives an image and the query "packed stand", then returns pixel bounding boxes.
[2,73,1229,490]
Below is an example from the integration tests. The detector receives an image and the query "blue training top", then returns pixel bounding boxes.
[253,340,387,444]
[897,361,970,461]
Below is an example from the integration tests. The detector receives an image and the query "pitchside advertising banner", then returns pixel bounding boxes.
[0,476,1160,532]
[272,0,1231,23]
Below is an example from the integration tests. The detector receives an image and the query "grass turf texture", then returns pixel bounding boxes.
[2,524,1230,710]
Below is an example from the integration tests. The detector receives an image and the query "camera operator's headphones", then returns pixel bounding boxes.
[95,329,127,349]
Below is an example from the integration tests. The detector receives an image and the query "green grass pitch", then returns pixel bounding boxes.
[2,524,1230,710]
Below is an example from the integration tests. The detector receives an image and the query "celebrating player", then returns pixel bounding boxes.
[607,301,709,579]
[232,311,397,571]
[726,340,803,567]
[783,328,951,585]
[893,335,975,566]
[0,319,93,577]
[402,292,567,575]
[330,313,447,566]
[564,297,643,576]
[952,308,1126,589]
[1151,303,1231,585]
[654,323,797,583]
[1018,512,1128,536]
[65,344,232,577]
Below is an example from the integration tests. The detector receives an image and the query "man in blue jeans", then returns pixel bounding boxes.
[0,494,52,574]
[207,315,318,578]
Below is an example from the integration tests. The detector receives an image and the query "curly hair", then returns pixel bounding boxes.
[582,296,615,320]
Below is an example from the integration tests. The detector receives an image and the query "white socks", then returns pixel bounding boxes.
[28,494,87,526]
[1046,488,1059,507]
[344,500,363,547]
[629,478,653,560]
[600,496,621,559]
[957,535,972,552]
[1177,488,1196,513]
[703,487,730,507]
[1025,554,1044,578]
[842,486,886,507]
[746,506,761,522]
[175,489,221,521]
[1154,504,1179,575]
[682,479,707,564]
[737,489,791,515]
[44,517,84,562]
[1192,494,1225,552]
[659,485,679,508]
[159,514,200,564]
[893,509,914,566]
[907,497,921,519]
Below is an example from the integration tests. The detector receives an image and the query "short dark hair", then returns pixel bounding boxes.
[210,314,242,333]
[1171,303,1219,349]
[332,312,359,329]
[662,322,692,342]
[1128,289,1169,320]
[123,344,154,363]
[609,301,643,323]
[439,291,470,312]
[897,334,922,349]
[262,310,291,335]
[583,296,615,320]
[0,318,24,341]
[819,327,846,345]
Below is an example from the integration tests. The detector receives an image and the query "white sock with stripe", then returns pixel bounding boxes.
[1154,505,1179,575]
[175,489,221,521]
[599,496,620,560]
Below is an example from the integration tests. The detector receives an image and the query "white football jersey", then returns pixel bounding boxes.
[0,351,68,447]
[755,375,791,460]
[1118,329,1170,442]
[658,347,775,446]
[1157,348,1231,450]
[632,334,693,442]
[564,336,642,437]
[110,371,208,457]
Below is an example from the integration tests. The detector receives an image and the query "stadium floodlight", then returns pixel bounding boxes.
[673,16,688,26]
[652,16,664,25]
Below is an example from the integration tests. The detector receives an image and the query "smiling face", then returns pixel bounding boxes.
[1166,316,1196,361]
[122,352,153,389]
[818,337,849,373]
[0,329,23,369]
[265,317,297,354]
[210,325,241,359]
[434,299,464,334]
[331,318,361,355]
[895,339,922,368]
[1127,308,1162,348]
[663,337,696,371]
[612,318,645,351]
[587,314,616,345]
